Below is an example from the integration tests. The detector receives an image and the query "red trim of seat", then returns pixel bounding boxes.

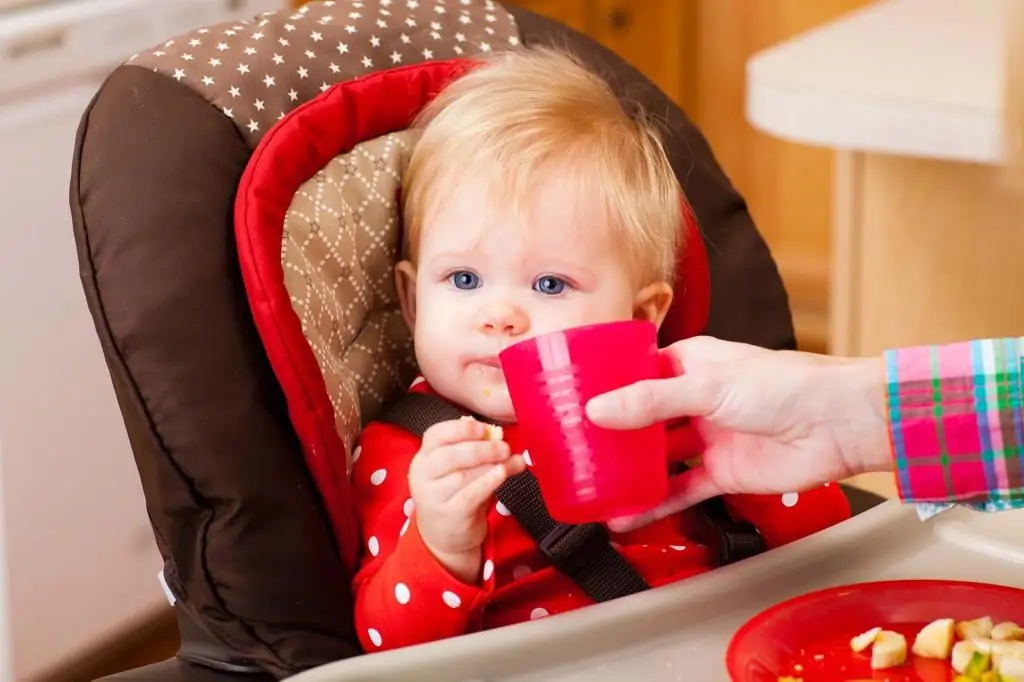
[235,60,471,570]
[662,199,710,344]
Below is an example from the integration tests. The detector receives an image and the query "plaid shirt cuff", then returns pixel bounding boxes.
[884,338,1024,509]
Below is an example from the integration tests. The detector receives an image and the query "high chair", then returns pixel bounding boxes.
[70,2,886,680]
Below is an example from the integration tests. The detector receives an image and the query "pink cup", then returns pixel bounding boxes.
[498,320,669,524]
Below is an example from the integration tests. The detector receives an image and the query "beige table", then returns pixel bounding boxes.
[747,0,1023,498]
[287,503,1024,681]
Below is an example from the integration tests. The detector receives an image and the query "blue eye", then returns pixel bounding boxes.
[448,270,480,290]
[533,276,567,296]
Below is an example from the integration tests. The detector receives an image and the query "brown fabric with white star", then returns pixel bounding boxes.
[282,130,420,466]
[131,0,519,147]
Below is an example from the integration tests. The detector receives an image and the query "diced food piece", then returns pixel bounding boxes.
[483,423,504,442]
[957,616,995,641]
[965,650,993,677]
[850,626,883,653]
[971,638,994,654]
[871,631,908,670]
[913,618,955,659]
[998,653,1024,681]
[952,641,990,674]
[991,639,1024,667]
[460,416,505,442]
[992,621,1024,642]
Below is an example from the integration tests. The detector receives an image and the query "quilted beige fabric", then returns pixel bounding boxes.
[282,131,420,465]
[130,0,519,148]
[128,0,521,464]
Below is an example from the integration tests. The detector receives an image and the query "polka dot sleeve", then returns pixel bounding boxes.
[721,483,852,549]
[351,422,490,652]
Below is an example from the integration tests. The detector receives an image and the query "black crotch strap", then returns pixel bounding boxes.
[494,470,650,603]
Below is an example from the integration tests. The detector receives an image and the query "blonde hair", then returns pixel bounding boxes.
[402,47,683,285]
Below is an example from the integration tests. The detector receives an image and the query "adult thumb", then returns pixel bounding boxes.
[585,372,721,430]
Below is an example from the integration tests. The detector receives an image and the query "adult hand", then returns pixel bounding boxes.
[585,336,891,531]
[408,418,525,582]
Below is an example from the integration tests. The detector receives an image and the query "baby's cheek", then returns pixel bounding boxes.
[530,299,631,336]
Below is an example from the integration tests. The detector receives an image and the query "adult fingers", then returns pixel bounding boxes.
[606,466,724,532]
[585,372,723,430]
[420,440,510,480]
[665,336,770,369]
[586,336,766,430]
[420,417,490,452]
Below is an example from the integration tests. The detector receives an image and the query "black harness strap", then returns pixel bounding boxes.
[378,392,649,602]
[377,391,763,603]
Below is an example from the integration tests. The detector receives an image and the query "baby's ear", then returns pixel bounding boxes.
[633,281,674,329]
[395,261,418,330]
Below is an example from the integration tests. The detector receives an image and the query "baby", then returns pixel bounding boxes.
[350,47,851,652]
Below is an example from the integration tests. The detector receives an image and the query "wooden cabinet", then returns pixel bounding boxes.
[687,1,872,353]
[511,1,696,113]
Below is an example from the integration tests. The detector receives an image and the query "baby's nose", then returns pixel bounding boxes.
[479,302,530,337]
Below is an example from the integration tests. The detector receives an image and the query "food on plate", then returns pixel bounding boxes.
[1000,655,1024,679]
[913,617,955,659]
[992,622,1024,642]
[870,630,908,669]
[959,617,996,641]
[951,640,990,674]
[849,626,882,653]
[847,616,1024,680]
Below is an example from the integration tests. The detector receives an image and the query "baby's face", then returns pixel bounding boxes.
[398,175,664,423]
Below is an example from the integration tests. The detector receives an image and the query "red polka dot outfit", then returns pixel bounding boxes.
[351,379,851,652]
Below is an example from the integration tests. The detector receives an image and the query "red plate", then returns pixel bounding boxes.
[726,580,1024,682]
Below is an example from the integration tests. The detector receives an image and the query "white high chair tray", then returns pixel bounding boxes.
[289,501,1024,682]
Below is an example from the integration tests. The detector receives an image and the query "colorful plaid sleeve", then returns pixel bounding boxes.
[884,338,1024,514]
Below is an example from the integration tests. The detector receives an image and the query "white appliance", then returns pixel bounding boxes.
[0,0,279,679]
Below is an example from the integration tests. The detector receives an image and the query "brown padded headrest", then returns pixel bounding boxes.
[130,0,519,149]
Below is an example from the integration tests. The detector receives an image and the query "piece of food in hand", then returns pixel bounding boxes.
[958,616,995,641]
[870,630,908,670]
[991,621,1024,642]
[850,626,883,653]
[459,416,504,442]
[912,618,955,659]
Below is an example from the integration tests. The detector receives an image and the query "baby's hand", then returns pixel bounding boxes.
[408,417,524,584]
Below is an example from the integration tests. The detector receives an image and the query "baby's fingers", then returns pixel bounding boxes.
[449,456,526,511]
[423,440,511,480]
[421,417,489,452]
